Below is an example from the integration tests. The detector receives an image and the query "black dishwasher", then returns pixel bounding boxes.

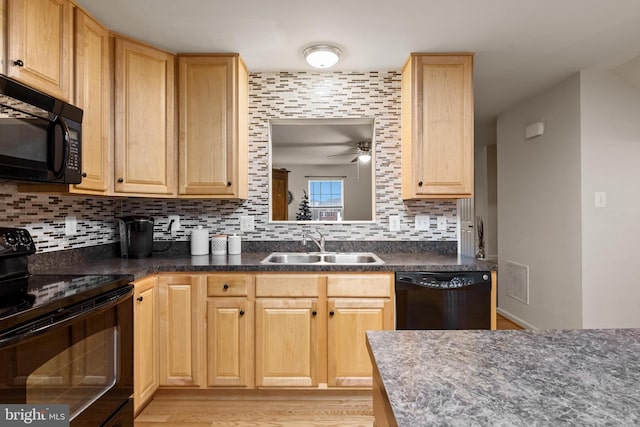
[395,271,492,330]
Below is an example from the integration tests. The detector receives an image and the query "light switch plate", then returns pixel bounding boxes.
[240,215,255,232]
[436,216,447,231]
[415,215,430,231]
[65,216,77,236]
[595,191,606,208]
[389,215,401,232]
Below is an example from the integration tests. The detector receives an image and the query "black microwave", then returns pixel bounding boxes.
[0,74,83,184]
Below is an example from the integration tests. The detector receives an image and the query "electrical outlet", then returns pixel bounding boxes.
[415,215,430,231]
[240,215,255,232]
[389,215,401,232]
[65,216,77,236]
[168,215,180,236]
[436,216,447,231]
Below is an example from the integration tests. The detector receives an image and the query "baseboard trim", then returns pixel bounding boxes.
[152,388,372,401]
[497,308,537,330]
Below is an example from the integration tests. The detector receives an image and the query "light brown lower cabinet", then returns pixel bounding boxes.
[135,272,394,398]
[206,274,254,388]
[133,275,159,414]
[253,273,394,389]
[327,274,394,387]
[255,274,322,388]
[157,274,205,387]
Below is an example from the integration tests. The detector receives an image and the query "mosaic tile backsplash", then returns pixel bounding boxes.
[0,71,457,253]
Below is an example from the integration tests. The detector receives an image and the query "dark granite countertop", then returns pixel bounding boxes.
[31,249,497,279]
[367,329,640,426]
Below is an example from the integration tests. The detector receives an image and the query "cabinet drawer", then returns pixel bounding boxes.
[255,274,321,297]
[207,274,251,296]
[326,274,393,297]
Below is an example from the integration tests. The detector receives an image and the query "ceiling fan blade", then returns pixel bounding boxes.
[327,151,359,157]
[351,156,358,163]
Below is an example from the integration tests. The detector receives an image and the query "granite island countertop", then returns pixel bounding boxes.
[31,249,497,279]
[366,329,640,426]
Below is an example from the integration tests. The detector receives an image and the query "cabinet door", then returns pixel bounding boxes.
[207,298,253,387]
[327,298,393,387]
[255,298,318,387]
[178,55,248,198]
[6,0,72,100]
[402,54,474,198]
[72,8,110,194]
[114,37,176,195]
[133,275,158,414]
[158,275,204,387]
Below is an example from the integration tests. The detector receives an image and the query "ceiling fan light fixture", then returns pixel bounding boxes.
[304,44,342,69]
[358,153,372,163]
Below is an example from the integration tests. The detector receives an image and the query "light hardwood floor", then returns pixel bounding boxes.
[136,315,523,426]
[135,391,375,427]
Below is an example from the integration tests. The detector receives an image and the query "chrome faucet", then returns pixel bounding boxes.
[302,229,326,253]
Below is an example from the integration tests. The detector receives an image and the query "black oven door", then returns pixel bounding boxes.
[0,286,133,426]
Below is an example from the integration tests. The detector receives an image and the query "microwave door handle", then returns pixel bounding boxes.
[48,116,70,179]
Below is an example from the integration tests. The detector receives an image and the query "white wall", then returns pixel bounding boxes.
[497,74,583,329]
[580,70,640,328]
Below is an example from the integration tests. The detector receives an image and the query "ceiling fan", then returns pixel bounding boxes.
[327,141,372,163]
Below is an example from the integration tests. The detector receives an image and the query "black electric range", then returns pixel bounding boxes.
[0,227,135,427]
[0,227,133,331]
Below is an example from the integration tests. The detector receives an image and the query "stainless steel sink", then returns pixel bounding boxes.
[261,252,384,265]
[262,253,322,264]
[323,254,381,264]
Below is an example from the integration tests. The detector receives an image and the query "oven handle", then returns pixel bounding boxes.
[0,285,133,349]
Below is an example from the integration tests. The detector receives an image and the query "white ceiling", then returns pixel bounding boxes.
[76,0,640,125]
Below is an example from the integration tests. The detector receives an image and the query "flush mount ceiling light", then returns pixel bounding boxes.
[303,44,342,69]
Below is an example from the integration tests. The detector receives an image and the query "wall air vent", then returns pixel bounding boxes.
[506,260,529,304]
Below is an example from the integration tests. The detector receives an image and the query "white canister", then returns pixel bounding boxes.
[211,235,228,256]
[228,234,241,255]
[190,226,209,255]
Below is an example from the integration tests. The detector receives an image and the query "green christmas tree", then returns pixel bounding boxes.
[296,190,312,220]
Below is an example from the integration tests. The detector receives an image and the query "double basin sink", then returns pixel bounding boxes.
[261,252,384,265]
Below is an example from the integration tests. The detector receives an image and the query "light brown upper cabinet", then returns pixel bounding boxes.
[401,53,474,199]
[114,35,176,196]
[5,0,72,101]
[177,55,248,198]
[72,7,110,194]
